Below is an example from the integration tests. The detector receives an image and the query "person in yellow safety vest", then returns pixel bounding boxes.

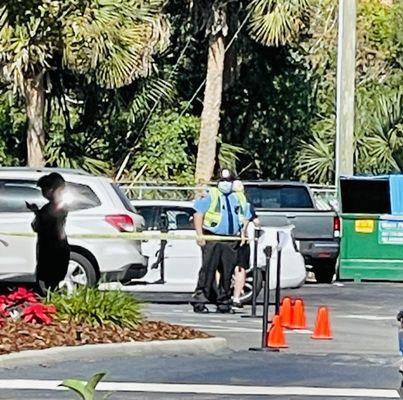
[232,180,261,310]
[190,169,252,313]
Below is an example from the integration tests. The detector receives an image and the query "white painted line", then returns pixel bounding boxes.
[187,323,261,333]
[0,380,398,398]
[338,315,395,321]
[288,329,313,334]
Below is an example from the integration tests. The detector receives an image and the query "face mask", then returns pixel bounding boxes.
[218,181,233,194]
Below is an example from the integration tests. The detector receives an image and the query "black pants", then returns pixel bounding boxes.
[37,241,70,291]
[195,240,238,307]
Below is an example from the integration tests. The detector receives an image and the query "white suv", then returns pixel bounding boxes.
[0,168,147,288]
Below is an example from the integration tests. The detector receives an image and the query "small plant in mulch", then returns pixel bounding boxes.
[44,286,142,328]
[0,286,210,355]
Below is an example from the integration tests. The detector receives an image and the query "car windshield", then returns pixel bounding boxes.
[244,186,314,209]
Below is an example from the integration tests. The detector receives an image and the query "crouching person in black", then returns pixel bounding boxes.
[27,173,70,292]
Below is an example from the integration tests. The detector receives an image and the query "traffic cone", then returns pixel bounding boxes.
[267,315,288,348]
[311,306,333,340]
[290,299,307,330]
[280,297,293,328]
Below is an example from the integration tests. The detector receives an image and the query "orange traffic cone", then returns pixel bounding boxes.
[280,297,293,328]
[267,315,288,348]
[290,299,307,329]
[311,306,333,339]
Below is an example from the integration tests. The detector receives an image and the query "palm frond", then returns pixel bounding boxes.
[62,0,170,89]
[128,76,176,124]
[248,0,310,46]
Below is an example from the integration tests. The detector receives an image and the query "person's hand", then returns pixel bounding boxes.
[196,236,206,247]
[26,201,38,212]
[253,218,261,228]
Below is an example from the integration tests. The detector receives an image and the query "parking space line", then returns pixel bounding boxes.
[185,323,262,332]
[338,315,395,321]
[0,380,398,398]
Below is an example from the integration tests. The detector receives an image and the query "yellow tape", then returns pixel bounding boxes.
[0,231,249,242]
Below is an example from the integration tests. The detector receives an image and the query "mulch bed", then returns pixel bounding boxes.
[0,320,211,355]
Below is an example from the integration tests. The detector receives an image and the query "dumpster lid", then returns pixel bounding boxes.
[340,175,391,214]
[340,174,403,215]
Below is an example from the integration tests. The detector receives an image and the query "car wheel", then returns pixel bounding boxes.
[60,252,98,290]
[313,260,336,284]
[239,267,263,304]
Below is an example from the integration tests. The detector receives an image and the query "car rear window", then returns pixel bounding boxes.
[65,182,101,211]
[0,180,101,212]
[111,183,136,213]
[245,186,314,209]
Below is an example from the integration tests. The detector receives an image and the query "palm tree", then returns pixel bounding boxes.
[194,0,309,183]
[0,0,169,167]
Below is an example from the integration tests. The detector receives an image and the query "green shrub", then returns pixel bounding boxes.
[45,287,142,328]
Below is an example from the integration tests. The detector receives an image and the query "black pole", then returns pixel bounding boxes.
[261,245,272,348]
[157,212,169,284]
[275,231,282,315]
[159,240,166,282]
[249,245,275,351]
[251,228,259,316]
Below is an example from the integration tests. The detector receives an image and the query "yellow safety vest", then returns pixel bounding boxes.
[203,187,248,229]
[236,191,247,222]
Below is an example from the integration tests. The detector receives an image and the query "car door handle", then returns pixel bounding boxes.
[0,238,9,247]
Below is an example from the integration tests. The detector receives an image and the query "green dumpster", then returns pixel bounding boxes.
[339,175,403,281]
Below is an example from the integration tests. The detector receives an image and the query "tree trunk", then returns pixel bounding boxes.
[195,33,226,184]
[24,73,46,167]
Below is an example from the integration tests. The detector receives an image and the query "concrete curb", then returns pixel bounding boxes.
[0,337,227,368]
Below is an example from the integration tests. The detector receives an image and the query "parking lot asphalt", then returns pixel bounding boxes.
[0,282,402,399]
[135,282,402,354]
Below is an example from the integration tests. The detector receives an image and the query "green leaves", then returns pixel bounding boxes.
[45,287,142,328]
[60,372,106,400]
[0,0,170,90]
[129,110,200,184]
[62,0,170,89]
[356,88,403,174]
[248,0,310,47]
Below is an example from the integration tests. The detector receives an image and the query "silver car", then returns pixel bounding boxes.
[0,168,147,288]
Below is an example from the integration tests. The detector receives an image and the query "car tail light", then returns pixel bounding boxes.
[105,214,134,232]
[333,216,341,238]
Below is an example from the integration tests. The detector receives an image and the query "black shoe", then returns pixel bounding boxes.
[216,305,234,314]
[232,301,243,310]
[193,304,209,313]
[190,290,208,304]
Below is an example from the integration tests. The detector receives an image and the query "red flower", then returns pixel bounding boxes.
[22,303,56,325]
[0,295,9,305]
[0,303,9,318]
[8,287,38,304]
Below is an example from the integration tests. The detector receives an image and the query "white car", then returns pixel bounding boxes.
[130,200,306,302]
[0,168,147,288]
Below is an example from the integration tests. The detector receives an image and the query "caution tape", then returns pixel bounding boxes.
[0,231,249,242]
[0,226,293,243]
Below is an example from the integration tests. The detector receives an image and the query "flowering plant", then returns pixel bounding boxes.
[0,287,56,325]
[22,303,56,324]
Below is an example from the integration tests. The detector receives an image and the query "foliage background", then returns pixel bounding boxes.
[0,0,401,184]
